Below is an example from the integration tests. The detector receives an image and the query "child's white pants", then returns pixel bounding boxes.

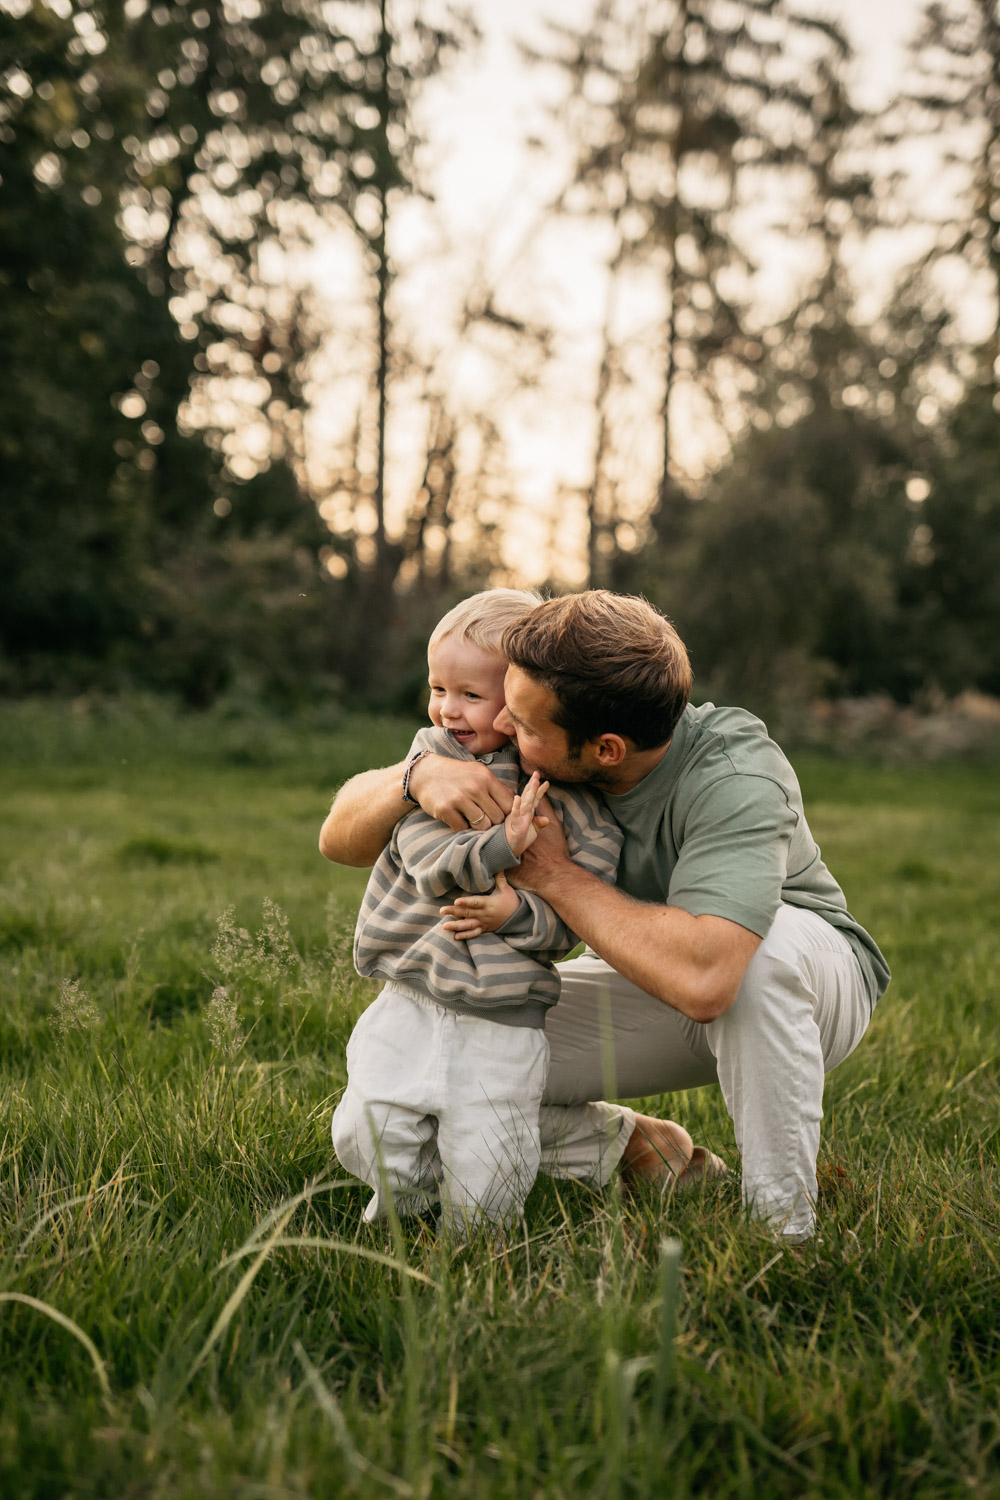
[537,904,873,1240]
[332,985,550,1235]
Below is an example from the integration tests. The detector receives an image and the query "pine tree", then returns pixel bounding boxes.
[536,0,858,579]
[880,0,1000,392]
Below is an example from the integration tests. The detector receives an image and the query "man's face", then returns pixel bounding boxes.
[493,666,594,783]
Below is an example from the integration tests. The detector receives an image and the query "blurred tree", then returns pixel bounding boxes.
[631,398,917,715]
[541,1,1000,714]
[0,0,485,703]
[905,380,1000,695]
[751,39,895,431]
[114,0,472,512]
[879,0,1000,392]
[0,0,223,690]
[537,0,859,581]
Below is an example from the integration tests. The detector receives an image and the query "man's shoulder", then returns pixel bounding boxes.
[659,704,801,825]
[680,702,791,779]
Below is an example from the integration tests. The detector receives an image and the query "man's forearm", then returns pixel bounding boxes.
[531,863,760,1023]
[319,763,408,867]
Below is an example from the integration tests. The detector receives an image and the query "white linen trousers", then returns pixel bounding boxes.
[537,904,873,1240]
[332,984,550,1235]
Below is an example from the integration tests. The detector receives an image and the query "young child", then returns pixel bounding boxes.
[332,589,687,1237]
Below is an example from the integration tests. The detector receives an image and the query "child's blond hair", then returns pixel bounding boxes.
[428,588,543,657]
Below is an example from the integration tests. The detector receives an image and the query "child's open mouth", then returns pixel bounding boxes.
[450,730,474,741]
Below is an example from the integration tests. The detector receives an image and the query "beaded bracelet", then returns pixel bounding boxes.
[401,748,430,805]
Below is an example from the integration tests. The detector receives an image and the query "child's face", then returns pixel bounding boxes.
[427,635,510,756]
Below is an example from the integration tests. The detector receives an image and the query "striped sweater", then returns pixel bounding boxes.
[354,727,623,1028]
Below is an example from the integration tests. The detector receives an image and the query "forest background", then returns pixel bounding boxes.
[2,0,999,730]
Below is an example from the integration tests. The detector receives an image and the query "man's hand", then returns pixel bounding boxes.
[440,871,520,941]
[408,754,515,833]
[507,794,571,894]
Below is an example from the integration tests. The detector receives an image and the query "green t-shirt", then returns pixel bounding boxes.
[603,703,890,1009]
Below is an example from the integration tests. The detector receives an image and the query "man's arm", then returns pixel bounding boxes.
[318,762,410,867]
[511,822,760,1023]
[319,755,516,868]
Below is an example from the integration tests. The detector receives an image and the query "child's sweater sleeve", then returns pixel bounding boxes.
[394,811,519,898]
[495,892,579,955]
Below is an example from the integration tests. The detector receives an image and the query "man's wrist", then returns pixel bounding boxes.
[544,860,593,901]
[402,749,431,805]
[518,852,588,905]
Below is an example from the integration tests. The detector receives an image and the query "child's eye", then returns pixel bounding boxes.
[466,693,481,701]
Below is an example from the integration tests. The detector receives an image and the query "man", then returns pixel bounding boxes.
[320,591,889,1242]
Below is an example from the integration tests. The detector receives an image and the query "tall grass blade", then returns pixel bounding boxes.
[219,1237,436,1284]
[183,1200,300,1388]
[367,1126,429,1497]
[652,1236,683,1415]
[0,1292,112,1405]
[293,1339,412,1497]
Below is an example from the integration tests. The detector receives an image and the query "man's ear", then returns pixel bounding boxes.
[593,733,629,768]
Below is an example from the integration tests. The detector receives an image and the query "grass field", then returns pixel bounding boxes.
[1,699,998,1499]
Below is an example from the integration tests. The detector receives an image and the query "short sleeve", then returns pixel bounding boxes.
[667,775,797,937]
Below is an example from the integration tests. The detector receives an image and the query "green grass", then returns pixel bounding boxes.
[0,701,998,1498]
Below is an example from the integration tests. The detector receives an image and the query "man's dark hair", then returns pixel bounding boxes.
[502,591,692,751]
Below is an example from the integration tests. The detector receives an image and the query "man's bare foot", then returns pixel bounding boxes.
[621,1112,729,1193]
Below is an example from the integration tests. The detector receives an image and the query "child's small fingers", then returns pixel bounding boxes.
[528,778,548,810]
[441,917,481,936]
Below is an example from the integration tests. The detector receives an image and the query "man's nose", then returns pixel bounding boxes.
[493,705,511,734]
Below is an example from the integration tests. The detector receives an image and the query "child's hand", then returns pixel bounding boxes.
[504,772,550,858]
[440,871,520,941]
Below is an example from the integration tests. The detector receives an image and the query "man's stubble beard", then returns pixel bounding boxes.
[520,749,614,790]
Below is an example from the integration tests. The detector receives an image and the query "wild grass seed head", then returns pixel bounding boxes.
[211,905,255,979]
[206,986,245,1057]
[55,978,99,1036]
[211,901,298,988]
[254,897,298,984]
